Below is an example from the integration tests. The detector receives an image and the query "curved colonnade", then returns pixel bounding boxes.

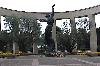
[0,5,99,52]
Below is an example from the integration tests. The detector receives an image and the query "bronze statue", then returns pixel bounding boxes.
[40,4,55,52]
[46,4,55,26]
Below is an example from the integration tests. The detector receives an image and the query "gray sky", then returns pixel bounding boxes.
[0,0,100,12]
[0,0,100,32]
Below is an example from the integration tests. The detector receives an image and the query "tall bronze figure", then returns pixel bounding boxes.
[40,4,55,52]
[45,4,55,52]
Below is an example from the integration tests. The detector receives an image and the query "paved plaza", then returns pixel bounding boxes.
[0,55,100,66]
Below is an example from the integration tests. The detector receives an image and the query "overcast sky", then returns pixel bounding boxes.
[0,0,100,32]
[0,0,100,12]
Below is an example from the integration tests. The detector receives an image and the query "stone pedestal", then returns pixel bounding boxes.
[88,15,97,52]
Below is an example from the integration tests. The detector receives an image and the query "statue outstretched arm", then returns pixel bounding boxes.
[51,4,55,17]
[39,19,47,22]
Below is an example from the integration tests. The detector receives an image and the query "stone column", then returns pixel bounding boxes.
[13,41,19,54]
[13,41,16,54]
[52,19,57,52]
[33,43,38,54]
[70,17,77,52]
[0,15,1,31]
[70,17,76,34]
[88,14,97,52]
[33,43,35,54]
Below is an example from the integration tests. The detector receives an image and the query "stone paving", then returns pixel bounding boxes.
[67,55,100,63]
[39,57,85,65]
[0,55,100,66]
[0,59,34,66]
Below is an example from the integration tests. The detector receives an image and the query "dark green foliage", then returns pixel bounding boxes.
[97,27,100,51]
[0,30,12,52]
[76,28,90,50]
[56,18,90,53]
[0,16,41,52]
[4,16,20,42]
[76,18,90,51]
[56,26,76,53]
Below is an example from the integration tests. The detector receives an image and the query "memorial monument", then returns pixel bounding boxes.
[0,4,98,53]
[40,4,55,52]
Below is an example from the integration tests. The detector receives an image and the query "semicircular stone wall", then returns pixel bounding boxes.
[0,5,99,52]
[0,5,100,19]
